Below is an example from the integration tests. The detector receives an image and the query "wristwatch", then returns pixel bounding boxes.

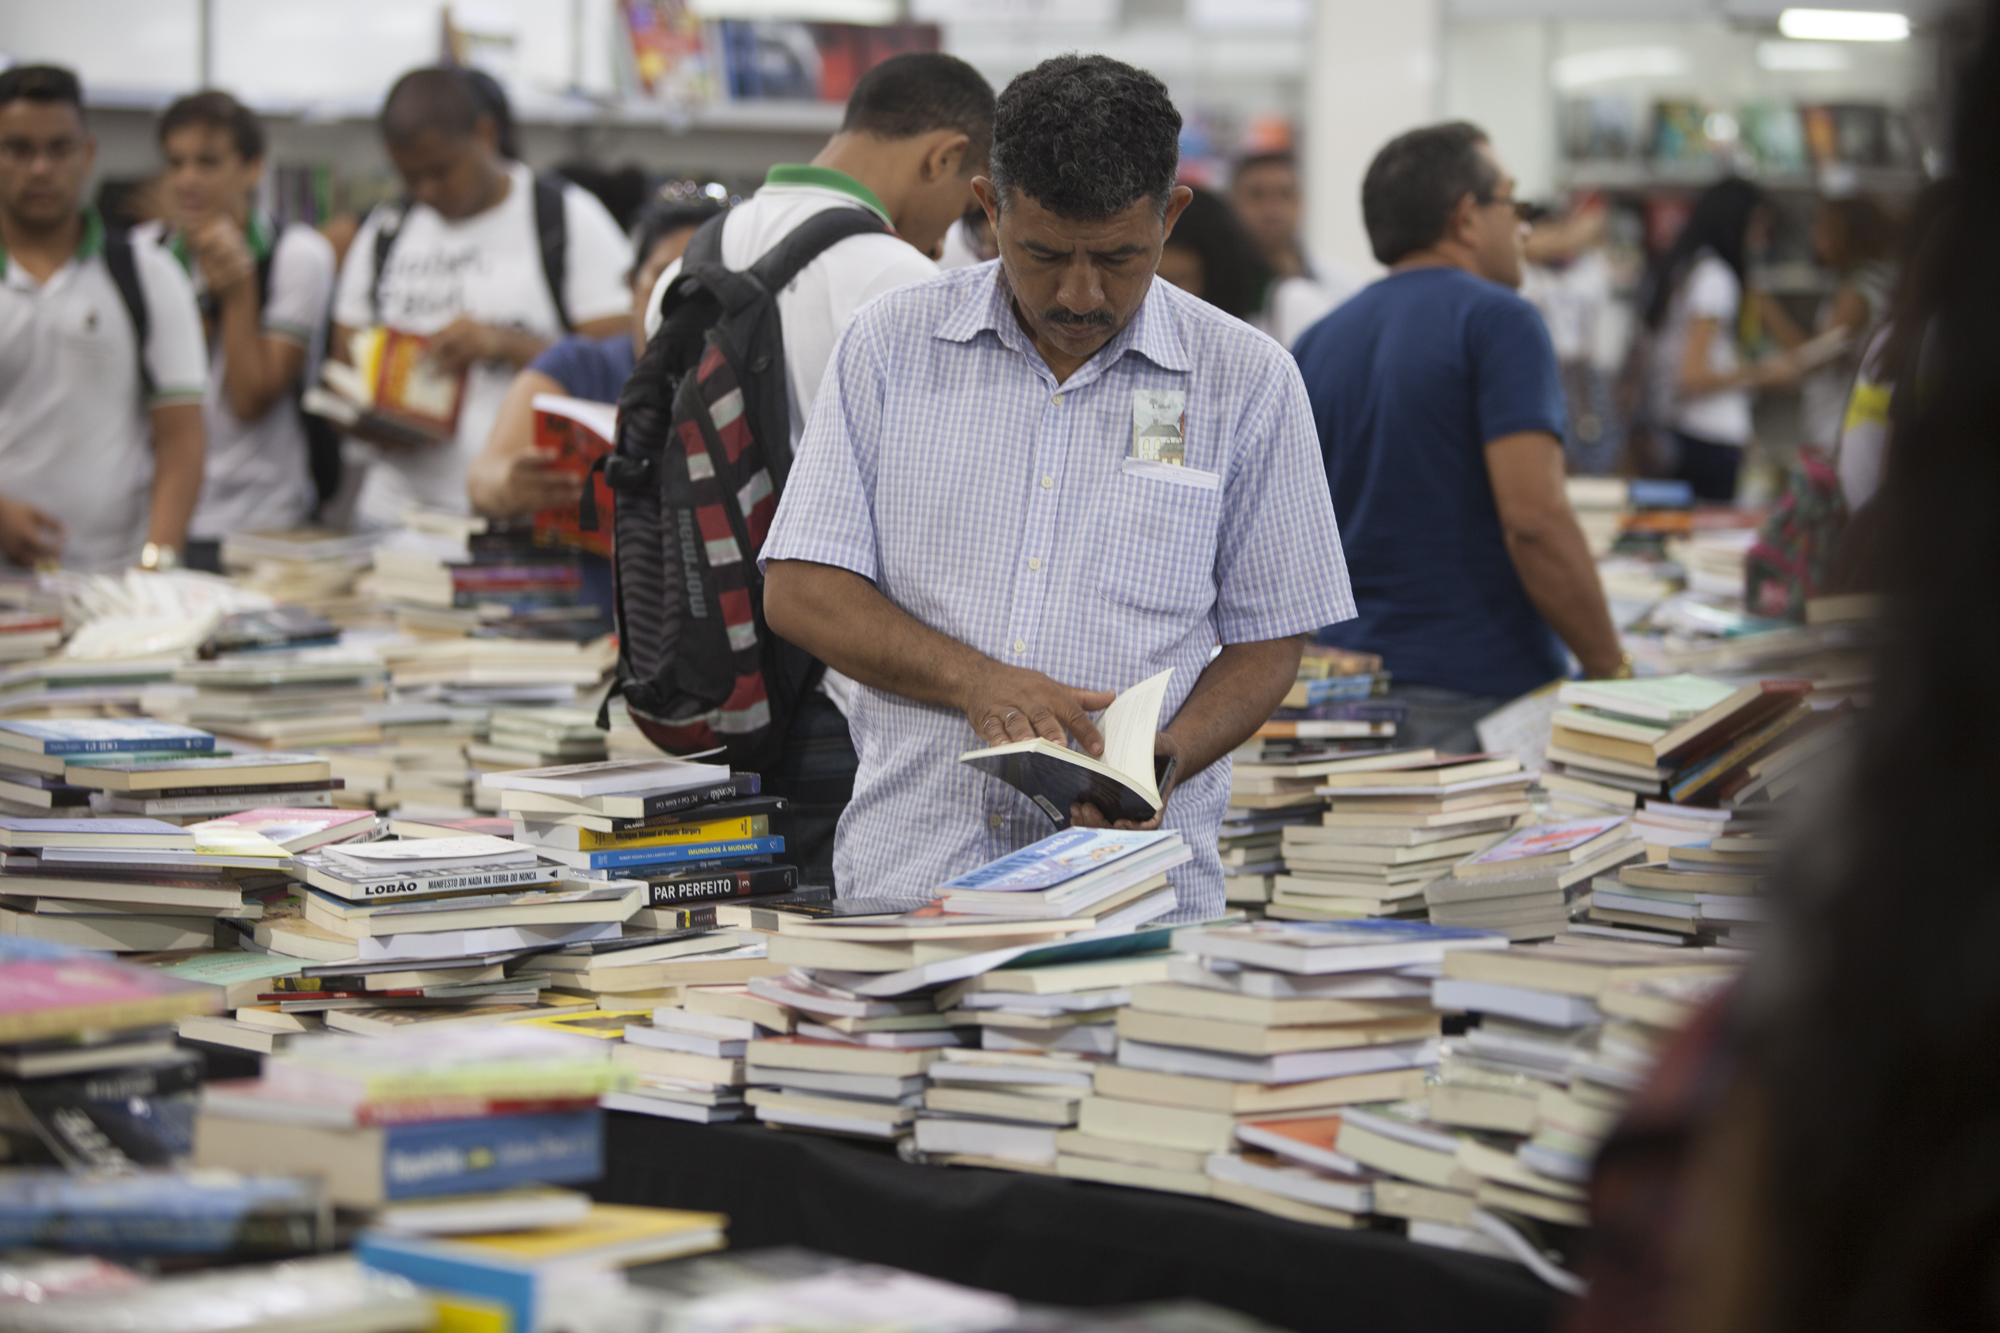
[138,542,181,572]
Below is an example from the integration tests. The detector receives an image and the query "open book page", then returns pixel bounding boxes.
[1097,669,1174,807]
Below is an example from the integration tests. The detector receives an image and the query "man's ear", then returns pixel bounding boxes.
[1445,192,1480,251]
[971,176,1002,228]
[922,132,970,184]
[1160,184,1195,242]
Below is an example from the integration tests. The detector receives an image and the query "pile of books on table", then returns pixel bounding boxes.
[1051,919,1489,1208]
[0,936,220,1172]
[369,511,595,638]
[722,829,1185,1142]
[0,813,296,954]
[1384,940,1739,1266]
[0,608,62,663]
[1584,824,1775,945]
[1426,815,1643,941]
[0,660,177,725]
[1268,753,1531,923]
[145,654,389,753]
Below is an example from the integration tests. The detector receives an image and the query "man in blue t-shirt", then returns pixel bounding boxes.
[1293,122,1623,751]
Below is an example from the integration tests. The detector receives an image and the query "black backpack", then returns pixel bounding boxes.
[588,207,888,772]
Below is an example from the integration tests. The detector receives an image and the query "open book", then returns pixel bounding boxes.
[531,394,618,558]
[959,669,1175,828]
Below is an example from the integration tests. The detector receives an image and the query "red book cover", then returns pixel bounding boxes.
[531,394,617,558]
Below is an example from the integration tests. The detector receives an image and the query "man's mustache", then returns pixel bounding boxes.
[1041,307,1116,329]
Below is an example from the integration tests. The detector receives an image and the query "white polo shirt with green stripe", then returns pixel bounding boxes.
[0,209,207,572]
[142,212,337,539]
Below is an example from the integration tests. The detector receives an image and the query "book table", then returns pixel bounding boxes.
[596,1113,1562,1333]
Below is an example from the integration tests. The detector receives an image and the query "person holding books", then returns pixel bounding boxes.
[0,65,207,575]
[140,91,336,566]
[761,55,1353,919]
[469,192,725,520]
[1293,122,1624,753]
[330,67,631,531]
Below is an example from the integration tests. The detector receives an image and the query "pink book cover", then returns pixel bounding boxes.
[1462,816,1627,867]
[0,953,218,1037]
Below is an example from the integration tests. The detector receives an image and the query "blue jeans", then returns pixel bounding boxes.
[1673,431,1742,503]
[1385,683,1506,756]
[765,690,858,891]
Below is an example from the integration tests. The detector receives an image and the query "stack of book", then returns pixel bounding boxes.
[1584,825,1775,945]
[1057,920,1495,1199]
[518,917,781,1011]
[729,831,1186,1141]
[1424,815,1643,940]
[146,655,389,753]
[220,527,380,622]
[1269,754,1532,922]
[600,985,787,1124]
[1397,940,1740,1260]
[192,1027,622,1212]
[0,660,177,726]
[369,512,593,639]
[910,951,1174,1172]
[482,759,801,918]
[467,707,608,800]
[63,738,342,827]
[0,936,220,1172]
[0,815,292,953]
[1542,674,1824,810]
[0,609,62,663]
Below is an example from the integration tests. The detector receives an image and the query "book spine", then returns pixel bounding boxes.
[42,736,216,755]
[635,776,761,816]
[581,836,784,870]
[632,903,722,928]
[645,865,799,906]
[572,814,768,851]
[113,792,337,816]
[0,1179,330,1254]
[352,1238,536,1333]
[315,867,562,902]
[380,1108,604,1200]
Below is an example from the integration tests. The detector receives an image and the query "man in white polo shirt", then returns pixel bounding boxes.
[144,90,338,561]
[332,67,631,530]
[0,65,207,574]
[639,52,995,887]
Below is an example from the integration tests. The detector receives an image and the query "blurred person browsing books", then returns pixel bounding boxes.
[1154,186,1273,322]
[1638,177,1807,502]
[1800,193,1898,456]
[1293,123,1623,753]
[469,192,724,520]
[329,67,631,530]
[1569,9,2000,1329]
[1229,150,1359,349]
[638,52,997,887]
[1521,193,1623,476]
[0,65,206,574]
[140,91,335,567]
[761,55,1352,919]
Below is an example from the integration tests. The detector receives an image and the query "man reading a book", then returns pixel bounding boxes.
[761,56,1353,919]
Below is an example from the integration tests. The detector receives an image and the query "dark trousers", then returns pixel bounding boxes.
[1385,683,1507,756]
[765,690,858,891]
[1673,431,1743,503]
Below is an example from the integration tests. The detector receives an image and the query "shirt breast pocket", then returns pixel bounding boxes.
[1092,465,1225,618]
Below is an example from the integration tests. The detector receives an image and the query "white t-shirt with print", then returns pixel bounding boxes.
[644,179,938,449]
[1654,251,1751,447]
[139,219,337,539]
[0,220,208,572]
[333,161,631,528]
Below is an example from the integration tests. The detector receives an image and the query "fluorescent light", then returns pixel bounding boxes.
[1757,40,1853,70]
[1778,9,1910,41]
[1553,46,1690,91]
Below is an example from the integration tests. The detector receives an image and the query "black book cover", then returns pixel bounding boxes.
[643,863,799,906]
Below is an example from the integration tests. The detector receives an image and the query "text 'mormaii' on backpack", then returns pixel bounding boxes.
[593,207,889,773]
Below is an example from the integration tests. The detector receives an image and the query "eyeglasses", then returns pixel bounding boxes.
[1476,194,1532,222]
[0,137,83,166]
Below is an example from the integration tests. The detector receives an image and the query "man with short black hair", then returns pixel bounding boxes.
[1294,122,1624,753]
[332,67,631,528]
[641,51,997,887]
[1231,151,1307,280]
[145,90,336,554]
[761,55,1351,917]
[0,65,207,573]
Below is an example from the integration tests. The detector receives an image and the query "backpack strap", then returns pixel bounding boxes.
[368,198,409,326]
[532,174,572,332]
[747,205,889,298]
[101,225,154,400]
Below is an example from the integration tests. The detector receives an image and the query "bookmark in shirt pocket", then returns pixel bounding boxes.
[1120,457,1221,491]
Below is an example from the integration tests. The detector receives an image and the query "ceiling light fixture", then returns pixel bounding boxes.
[1777,9,1910,41]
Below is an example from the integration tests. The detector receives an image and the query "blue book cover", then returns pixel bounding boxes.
[941,828,1173,894]
[0,719,215,755]
[569,836,786,870]
[1300,676,1380,705]
[378,1109,603,1201]
[356,1235,536,1332]
[0,1168,325,1254]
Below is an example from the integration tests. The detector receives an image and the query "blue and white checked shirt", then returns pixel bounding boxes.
[761,262,1356,919]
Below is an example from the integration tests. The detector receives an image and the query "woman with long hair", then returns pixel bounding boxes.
[1640,178,1803,501]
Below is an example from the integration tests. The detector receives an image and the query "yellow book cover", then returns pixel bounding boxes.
[573,814,766,851]
[451,1204,727,1265]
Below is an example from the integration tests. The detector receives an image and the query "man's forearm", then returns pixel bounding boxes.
[146,404,205,551]
[1505,514,1623,677]
[765,559,993,711]
[1164,636,1306,779]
